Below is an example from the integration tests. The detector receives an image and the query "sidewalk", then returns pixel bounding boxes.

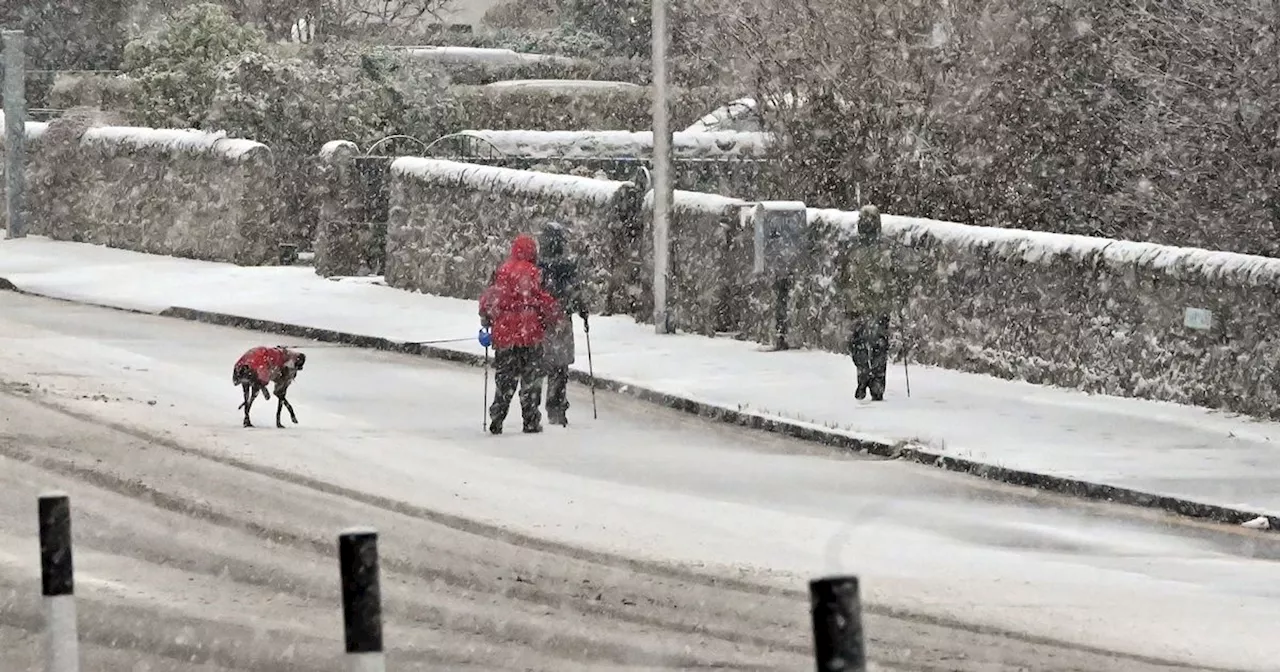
[2,236,1277,528]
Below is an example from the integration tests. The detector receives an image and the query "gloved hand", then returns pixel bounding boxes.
[478,327,492,348]
[480,314,492,328]
[579,311,589,333]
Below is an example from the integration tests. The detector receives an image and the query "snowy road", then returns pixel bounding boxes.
[0,292,1277,671]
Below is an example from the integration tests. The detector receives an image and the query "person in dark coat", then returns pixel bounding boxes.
[480,234,563,434]
[838,204,897,401]
[536,222,589,426]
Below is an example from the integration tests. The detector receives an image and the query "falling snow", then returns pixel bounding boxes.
[3,1,1280,670]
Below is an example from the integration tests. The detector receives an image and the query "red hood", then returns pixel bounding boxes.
[510,234,537,263]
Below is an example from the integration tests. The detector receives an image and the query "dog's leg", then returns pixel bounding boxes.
[241,383,254,427]
[279,395,297,426]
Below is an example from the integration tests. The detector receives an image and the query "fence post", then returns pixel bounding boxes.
[39,492,79,672]
[3,30,27,239]
[810,575,866,672]
[339,527,384,672]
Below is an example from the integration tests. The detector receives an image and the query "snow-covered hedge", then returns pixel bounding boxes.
[384,158,641,311]
[748,207,1280,418]
[632,190,750,336]
[20,113,279,264]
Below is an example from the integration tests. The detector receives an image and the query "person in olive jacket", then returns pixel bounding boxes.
[838,205,898,401]
[536,222,590,426]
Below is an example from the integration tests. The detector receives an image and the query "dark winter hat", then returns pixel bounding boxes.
[540,221,567,258]
[857,205,881,242]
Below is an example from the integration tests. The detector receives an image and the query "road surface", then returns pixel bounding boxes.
[0,291,1276,671]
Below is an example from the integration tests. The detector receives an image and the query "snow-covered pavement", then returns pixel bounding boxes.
[2,236,1279,521]
[0,289,1278,671]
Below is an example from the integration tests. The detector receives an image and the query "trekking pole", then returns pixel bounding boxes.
[483,346,490,429]
[479,327,492,431]
[902,353,912,398]
[584,324,598,419]
[898,308,912,399]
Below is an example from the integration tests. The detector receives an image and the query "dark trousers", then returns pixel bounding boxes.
[773,276,792,349]
[545,365,570,419]
[848,314,891,400]
[490,345,545,426]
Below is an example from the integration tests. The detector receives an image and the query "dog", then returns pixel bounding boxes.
[232,346,306,428]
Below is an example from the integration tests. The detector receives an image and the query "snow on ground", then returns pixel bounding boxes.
[1,290,1279,671]
[2,236,1279,519]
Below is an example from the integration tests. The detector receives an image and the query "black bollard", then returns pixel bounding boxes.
[38,492,80,672]
[810,575,866,672]
[339,527,384,672]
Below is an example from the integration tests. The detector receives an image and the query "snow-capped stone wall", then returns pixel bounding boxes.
[314,140,377,277]
[11,112,279,264]
[633,190,750,336]
[384,158,641,312]
[0,113,49,233]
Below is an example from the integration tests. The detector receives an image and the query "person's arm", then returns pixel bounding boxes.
[536,281,563,327]
[479,285,497,328]
[568,262,589,328]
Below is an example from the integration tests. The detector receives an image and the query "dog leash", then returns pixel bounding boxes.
[270,336,475,349]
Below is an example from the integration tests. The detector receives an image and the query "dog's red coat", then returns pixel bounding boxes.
[234,346,294,386]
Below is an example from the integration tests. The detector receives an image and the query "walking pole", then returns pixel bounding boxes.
[898,308,911,398]
[902,355,911,398]
[584,323,598,419]
[479,327,491,430]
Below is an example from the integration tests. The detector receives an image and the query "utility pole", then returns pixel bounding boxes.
[3,30,26,239]
[651,0,672,334]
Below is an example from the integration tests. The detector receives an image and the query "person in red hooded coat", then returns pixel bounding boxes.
[479,234,563,434]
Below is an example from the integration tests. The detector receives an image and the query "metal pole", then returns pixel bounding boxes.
[39,492,80,672]
[339,527,385,672]
[3,30,26,239]
[651,0,672,334]
[810,576,866,671]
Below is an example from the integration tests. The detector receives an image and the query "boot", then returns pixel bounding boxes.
[854,383,867,400]
[489,417,503,435]
[548,408,568,426]
[523,417,543,433]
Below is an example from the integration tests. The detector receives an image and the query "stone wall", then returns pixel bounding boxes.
[8,112,279,264]
[0,114,50,233]
[384,158,640,312]
[632,190,749,337]
[313,140,384,277]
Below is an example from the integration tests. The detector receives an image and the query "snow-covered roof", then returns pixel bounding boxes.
[813,208,1280,286]
[450,129,773,159]
[683,97,760,134]
[683,92,857,133]
[391,157,631,205]
[393,45,576,67]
